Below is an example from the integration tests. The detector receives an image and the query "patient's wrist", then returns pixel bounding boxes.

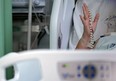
[76,37,90,49]
[76,34,94,49]
[82,34,90,42]
[81,37,89,45]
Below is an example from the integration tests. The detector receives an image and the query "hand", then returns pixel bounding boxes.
[76,3,100,49]
[80,3,100,40]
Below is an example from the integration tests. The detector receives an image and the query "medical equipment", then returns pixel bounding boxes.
[0,50,116,81]
[12,0,48,50]
[87,9,95,49]
[12,0,45,13]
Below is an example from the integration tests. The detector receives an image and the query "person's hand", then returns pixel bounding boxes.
[80,3,100,40]
[76,3,100,49]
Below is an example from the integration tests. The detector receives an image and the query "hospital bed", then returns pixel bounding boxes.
[1,50,116,81]
[1,0,116,81]
[50,0,75,49]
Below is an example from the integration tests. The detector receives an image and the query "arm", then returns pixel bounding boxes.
[76,3,100,49]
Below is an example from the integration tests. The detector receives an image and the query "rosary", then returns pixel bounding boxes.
[87,9,95,49]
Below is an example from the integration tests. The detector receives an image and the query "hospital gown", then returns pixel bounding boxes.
[95,35,116,50]
[69,0,116,49]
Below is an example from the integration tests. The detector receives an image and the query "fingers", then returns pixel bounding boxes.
[93,13,100,30]
[82,3,89,19]
[93,13,100,23]
[82,3,87,19]
[81,3,100,33]
[84,3,90,17]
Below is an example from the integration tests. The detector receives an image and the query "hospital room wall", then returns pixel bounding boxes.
[0,0,12,57]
